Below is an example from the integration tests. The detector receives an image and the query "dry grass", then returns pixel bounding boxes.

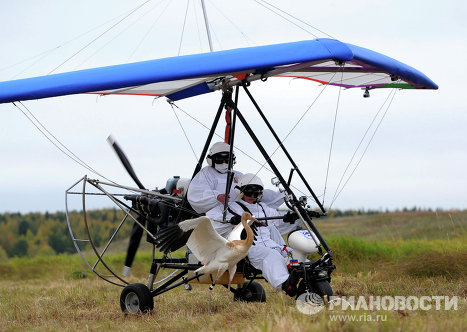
[1,252,465,331]
[0,275,465,331]
[1,211,466,331]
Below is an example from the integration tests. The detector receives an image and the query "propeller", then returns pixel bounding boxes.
[107,135,147,277]
[107,135,146,190]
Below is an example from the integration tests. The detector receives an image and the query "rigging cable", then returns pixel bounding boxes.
[330,88,396,206]
[252,0,339,58]
[168,78,332,204]
[329,89,398,208]
[258,71,339,164]
[77,0,171,69]
[192,0,204,52]
[48,0,153,75]
[209,22,223,51]
[10,51,57,81]
[169,101,280,175]
[12,102,117,185]
[253,0,317,38]
[178,0,191,56]
[255,0,335,39]
[207,0,255,46]
[322,66,344,205]
[127,0,171,62]
[168,101,228,218]
[246,70,340,205]
[1,2,152,77]
[168,101,199,162]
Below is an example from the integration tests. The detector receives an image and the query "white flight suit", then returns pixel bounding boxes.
[187,165,243,236]
[261,189,285,209]
[208,200,300,290]
[187,165,286,236]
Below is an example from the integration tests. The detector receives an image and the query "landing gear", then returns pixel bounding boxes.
[311,280,333,298]
[297,279,333,300]
[120,283,154,314]
[233,281,266,302]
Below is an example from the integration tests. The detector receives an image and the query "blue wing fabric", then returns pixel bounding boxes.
[0,38,437,104]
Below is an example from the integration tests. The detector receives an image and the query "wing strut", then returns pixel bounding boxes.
[241,83,326,214]
[222,86,240,221]
[174,91,230,224]
[226,94,331,252]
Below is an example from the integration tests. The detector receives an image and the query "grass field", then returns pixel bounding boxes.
[1,210,466,331]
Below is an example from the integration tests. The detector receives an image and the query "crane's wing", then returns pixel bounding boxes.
[153,215,227,254]
[185,216,228,265]
[153,218,199,253]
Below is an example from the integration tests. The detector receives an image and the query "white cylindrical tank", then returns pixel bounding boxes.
[287,229,320,262]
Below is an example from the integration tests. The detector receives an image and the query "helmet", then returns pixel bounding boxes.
[235,173,264,199]
[206,142,236,167]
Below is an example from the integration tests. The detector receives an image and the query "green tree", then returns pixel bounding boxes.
[48,232,66,254]
[0,245,8,262]
[48,227,74,254]
[18,220,29,236]
[37,245,56,257]
[11,239,29,257]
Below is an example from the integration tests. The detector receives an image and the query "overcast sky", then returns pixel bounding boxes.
[0,0,465,213]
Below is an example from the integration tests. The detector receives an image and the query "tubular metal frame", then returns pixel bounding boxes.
[65,84,334,299]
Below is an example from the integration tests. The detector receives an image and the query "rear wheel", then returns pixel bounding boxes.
[120,283,154,314]
[234,281,266,302]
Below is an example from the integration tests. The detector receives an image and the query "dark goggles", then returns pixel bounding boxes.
[242,185,263,198]
[212,152,232,164]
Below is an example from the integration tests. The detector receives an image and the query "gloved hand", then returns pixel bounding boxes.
[280,246,293,258]
[306,210,321,218]
[250,223,258,236]
[283,211,298,223]
[253,219,268,227]
[229,215,241,225]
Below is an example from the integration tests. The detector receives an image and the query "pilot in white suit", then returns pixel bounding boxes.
[187,141,285,236]
[187,141,243,235]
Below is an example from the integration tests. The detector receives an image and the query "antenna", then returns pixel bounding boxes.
[201,0,213,52]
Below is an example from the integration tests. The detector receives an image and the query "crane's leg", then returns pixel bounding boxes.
[208,283,215,315]
[227,266,237,299]
[227,280,232,298]
[208,268,226,314]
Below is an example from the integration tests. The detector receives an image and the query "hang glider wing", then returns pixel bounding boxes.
[0,38,437,104]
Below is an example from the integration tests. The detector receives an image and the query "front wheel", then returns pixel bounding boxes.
[297,280,333,300]
[234,281,266,302]
[312,280,333,298]
[295,280,333,315]
[120,283,154,314]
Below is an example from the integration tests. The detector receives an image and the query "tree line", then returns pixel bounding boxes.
[0,206,448,261]
[0,209,128,261]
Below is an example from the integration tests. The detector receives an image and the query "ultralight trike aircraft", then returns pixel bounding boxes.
[0,37,437,314]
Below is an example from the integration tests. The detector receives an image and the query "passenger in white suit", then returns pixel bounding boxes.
[206,173,301,296]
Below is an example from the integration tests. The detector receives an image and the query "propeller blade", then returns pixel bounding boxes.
[107,135,145,190]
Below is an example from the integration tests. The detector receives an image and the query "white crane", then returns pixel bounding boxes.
[155,211,256,312]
